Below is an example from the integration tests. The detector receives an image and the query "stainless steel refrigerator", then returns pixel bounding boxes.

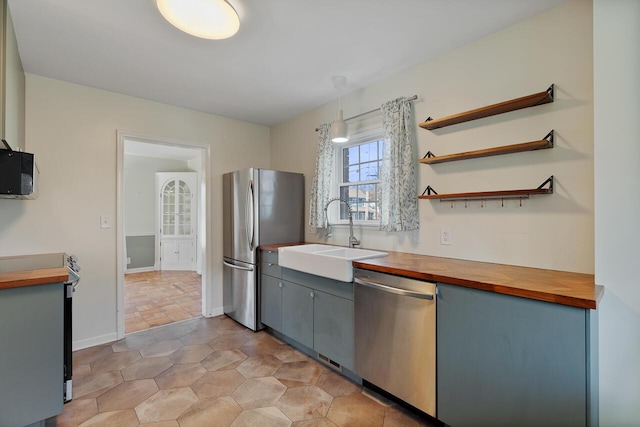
[223,168,304,331]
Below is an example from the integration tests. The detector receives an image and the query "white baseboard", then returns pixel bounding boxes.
[73,332,119,351]
[125,266,155,274]
[207,306,224,317]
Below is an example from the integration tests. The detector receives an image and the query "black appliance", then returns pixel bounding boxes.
[0,139,38,199]
[64,255,80,403]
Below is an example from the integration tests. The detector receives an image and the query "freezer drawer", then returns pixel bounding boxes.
[223,258,258,331]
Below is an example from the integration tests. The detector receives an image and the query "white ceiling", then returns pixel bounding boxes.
[8,0,567,127]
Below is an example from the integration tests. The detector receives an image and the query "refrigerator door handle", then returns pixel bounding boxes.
[246,179,255,251]
[223,260,254,272]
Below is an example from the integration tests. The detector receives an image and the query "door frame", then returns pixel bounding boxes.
[116,130,212,340]
[156,172,198,271]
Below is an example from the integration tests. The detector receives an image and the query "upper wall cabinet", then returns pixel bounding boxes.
[0,0,26,150]
[419,85,554,131]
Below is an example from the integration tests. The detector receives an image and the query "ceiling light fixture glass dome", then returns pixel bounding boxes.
[157,0,240,40]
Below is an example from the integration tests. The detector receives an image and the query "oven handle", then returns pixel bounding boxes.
[223,261,254,272]
[354,277,434,300]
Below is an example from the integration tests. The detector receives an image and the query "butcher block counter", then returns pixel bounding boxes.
[0,253,68,290]
[353,251,602,310]
[260,244,602,310]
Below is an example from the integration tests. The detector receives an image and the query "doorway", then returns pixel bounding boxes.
[116,132,212,339]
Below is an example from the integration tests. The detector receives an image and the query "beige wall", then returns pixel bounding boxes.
[0,74,270,347]
[594,0,640,424]
[272,0,593,274]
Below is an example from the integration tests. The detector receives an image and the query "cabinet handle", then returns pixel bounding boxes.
[310,291,315,298]
[278,282,283,288]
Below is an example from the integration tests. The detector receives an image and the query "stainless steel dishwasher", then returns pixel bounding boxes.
[354,267,436,417]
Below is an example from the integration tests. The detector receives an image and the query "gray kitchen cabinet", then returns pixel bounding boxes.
[259,249,354,370]
[0,282,64,427]
[437,283,598,427]
[313,289,354,370]
[260,274,282,331]
[281,280,314,349]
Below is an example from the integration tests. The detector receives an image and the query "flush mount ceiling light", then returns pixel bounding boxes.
[157,0,240,40]
[331,75,350,143]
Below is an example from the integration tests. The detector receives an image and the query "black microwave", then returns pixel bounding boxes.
[0,149,38,199]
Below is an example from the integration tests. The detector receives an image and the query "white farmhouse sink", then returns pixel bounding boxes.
[278,244,388,282]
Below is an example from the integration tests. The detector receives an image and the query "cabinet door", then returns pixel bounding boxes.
[260,274,282,331]
[437,283,587,427]
[313,290,354,370]
[281,280,314,349]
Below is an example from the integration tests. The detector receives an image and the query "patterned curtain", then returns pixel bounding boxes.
[309,123,334,228]
[379,97,420,231]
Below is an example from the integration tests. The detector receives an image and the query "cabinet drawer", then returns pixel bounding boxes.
[282,268,353,300]
[261,249,279,265]
[261,261,281,278]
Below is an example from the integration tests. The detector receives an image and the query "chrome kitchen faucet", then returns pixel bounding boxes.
[324,197,360,248]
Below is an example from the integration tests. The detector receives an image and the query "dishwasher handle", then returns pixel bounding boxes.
[354,277,434,300]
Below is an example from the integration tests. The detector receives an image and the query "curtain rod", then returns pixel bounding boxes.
[315,95,418,132]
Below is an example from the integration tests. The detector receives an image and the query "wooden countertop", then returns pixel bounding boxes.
[0,253,69,290]
[259,243,602,310]
[354,251,602,310]
[0,267,69,290]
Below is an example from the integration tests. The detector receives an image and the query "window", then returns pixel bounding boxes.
[335,131,385,223]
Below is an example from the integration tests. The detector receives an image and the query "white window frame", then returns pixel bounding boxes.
[330,128,385,227]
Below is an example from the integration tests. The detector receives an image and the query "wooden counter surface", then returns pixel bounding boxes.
[258,243,602,309]
[0,267,69,290]
[354,251,602,310]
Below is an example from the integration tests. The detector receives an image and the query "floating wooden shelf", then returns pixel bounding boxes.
[419,176,554,201]
[419,85,554,130]
[420,131,554,165]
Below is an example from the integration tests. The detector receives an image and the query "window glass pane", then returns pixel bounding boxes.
[345,165,359,183]
[344,145,359,166]
[360,162,380,181]
[339,186,353,220]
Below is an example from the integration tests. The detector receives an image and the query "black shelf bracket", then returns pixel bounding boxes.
[423,116,433,122]
[543,130,554,147]
[421,185,438,196]
[537,175,554,193]
[422,151,436,159]
[547,84,555,101]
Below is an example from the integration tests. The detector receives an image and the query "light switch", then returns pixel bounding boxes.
[100,215,112,229]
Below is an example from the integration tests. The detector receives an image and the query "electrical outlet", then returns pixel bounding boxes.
[127,257,131,265]
[441,226,452,245]
[100,215,112,229]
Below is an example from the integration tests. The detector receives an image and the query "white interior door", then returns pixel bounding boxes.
[156,172,197,271]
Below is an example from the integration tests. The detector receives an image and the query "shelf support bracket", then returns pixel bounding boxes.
[423,116,433,123]
[422,151,436,159]
[537,175,554,193]
[547,84,555,101]
[543,130,554,148]
[421,186,438,196]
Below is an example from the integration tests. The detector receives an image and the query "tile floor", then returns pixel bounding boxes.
[125,271,202,333]
[58,315,437,426]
